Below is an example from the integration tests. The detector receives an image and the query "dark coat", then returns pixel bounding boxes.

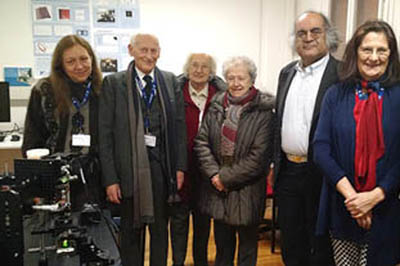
[313,82,400,266]
[194,90,275,226]
[273,56,340,184]
[22,77,103,207]
[176,74,226,203]
[98,63,187,199]
[22,78,99,156]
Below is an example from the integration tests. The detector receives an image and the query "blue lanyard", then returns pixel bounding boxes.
[72,81,92,111]
[71,82,91,131]
[135,75,157,130]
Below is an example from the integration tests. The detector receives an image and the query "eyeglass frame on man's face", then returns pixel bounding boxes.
[296,27,324,40]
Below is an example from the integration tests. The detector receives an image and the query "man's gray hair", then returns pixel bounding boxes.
[291,10,340,53]
[183,53,217,78]
[222,56,257,84]
[130,33,160,48]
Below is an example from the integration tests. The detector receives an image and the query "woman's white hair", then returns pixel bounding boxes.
[222,56,257,84]
[182,53,216,78]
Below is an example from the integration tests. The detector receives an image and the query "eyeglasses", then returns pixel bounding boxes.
[190,62,210,71]
[358,47,390,59]
[296,27,324,40]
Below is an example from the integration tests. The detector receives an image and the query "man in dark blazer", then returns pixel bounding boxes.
[274,11,339,266]
[98,33,187,266]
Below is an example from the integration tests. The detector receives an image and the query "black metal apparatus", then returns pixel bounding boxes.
[0,174,24,266]
[3,154,116,266]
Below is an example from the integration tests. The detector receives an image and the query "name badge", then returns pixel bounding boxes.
[144,134,156,147]
[72,134,91,147]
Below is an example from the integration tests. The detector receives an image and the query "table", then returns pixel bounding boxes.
[23,209,121,266]
[0,133,23,174]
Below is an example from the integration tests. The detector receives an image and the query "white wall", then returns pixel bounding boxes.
[295,0,331,16]
[0,0,34,130]
[137,0,262,79]
[259,0,295,93]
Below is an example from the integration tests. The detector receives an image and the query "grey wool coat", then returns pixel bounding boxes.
[194,90,275,226]
[98,61,187,227]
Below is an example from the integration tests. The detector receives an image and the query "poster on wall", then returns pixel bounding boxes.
[4,67,34,87]
[92,0,140,29]
[31,0,140,78]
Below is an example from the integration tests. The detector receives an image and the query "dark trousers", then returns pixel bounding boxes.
[120,160,169,266]
[277,160,334,266]
[169,202,211,266]
[213,220,258,266]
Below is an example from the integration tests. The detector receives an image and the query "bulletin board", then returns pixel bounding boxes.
[31,0,140,78]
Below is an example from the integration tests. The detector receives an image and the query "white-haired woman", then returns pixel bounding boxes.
[170,53,226,266]
[194,56,275,266]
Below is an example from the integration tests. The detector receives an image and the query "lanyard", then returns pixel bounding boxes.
[71,81,92,131]
[135,75,157,131]
[72,81,92,110]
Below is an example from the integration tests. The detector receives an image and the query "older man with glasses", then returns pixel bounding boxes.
[272,10,340,266]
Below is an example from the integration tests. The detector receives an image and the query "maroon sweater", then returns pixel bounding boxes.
[179,81,217,203]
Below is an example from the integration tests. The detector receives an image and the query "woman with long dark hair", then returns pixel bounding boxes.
[22,34,103,208]
[314,21,400,265]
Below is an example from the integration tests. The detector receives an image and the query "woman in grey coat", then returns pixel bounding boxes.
[194,56,274,266]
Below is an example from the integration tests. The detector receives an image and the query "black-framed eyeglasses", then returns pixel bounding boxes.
[296,27,324,40]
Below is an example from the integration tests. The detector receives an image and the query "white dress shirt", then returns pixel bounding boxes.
[135,67,155,95]
[281,54,330,156]
[189,82,209,127]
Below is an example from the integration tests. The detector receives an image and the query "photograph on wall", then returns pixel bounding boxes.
[58,7,71,20]
[34,40,57,55]
[33,5,53,21]
[96,8,116,23]
[4,67,34,87]
[100,58,118,73]
[92,1,140,29]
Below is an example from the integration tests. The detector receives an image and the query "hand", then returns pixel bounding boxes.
[106,183,122,204]
[176,170,184,190]
[355,211,372,230]
[211,174,226,192]
[345,188,385,218]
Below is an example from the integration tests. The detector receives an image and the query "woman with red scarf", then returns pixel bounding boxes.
[313,20,400,266]
[194,56,274,266]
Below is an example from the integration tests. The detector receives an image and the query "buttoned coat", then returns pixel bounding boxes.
[98,62,187,201]
[194,91,274,226]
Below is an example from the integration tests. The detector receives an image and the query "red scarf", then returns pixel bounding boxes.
[353,80,385,192]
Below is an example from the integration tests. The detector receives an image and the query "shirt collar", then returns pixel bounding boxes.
[295,53,330,76]
[135,66,155,81]
[189,81,209,98]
